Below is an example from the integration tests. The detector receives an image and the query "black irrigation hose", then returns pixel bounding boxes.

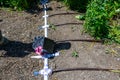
[52,67,120,74]
[49,12,79,17]
[56,39,104,43]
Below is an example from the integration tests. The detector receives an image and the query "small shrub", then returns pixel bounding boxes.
[84,0,120,43]
[61,0,90,12]
[0,0,39,10]
[108,25,120,43]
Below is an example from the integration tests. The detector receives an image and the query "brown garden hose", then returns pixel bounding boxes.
[56,39,104,43]
[52,67,120,74]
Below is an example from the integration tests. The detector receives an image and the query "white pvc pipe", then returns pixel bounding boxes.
[44,75,48,80]
[44,5,48,37]
[44,58,49,80]
[45,27,48,37]
[31,4,50,80]
[44,58,48,69]
[31,56,43,59]
[44,5,49,80]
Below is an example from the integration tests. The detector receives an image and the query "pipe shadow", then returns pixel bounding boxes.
[0,40,34,57]
[54,39,103,52]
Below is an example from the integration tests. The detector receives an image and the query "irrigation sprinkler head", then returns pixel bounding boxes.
[32,36,56,54]
[32,36,60,58]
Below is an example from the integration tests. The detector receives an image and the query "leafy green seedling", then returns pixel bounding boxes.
[71,26,76,32]
[105,49,110,54]
[72,51,79,58]
[105,48,118,57]
[75,14,85,20]
[60,50,65,54]
[115,8,120,13]
[110,70,120,73]
[50,24,56,30]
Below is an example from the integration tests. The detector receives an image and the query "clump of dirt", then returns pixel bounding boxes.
[0,1,120,80]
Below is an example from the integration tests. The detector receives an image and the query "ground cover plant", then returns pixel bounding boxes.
[84,0,120,43]
[0,0,39,10]
[60,0,90,12]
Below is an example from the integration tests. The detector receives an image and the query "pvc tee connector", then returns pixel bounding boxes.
[33,68,52,76]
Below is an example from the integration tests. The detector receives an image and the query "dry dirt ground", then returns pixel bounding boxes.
[0,1,120,80]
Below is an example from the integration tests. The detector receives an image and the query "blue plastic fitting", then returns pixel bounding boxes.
[33,71,40,76]
[44,54,54,58]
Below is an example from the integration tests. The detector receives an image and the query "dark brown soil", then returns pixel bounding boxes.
[0,1,120,80]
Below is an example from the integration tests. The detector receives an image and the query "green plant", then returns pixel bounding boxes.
[75,14,86,20]
[72,51,79,57]
[50,24,56,30]
[84,0,120,43]
[71,26,77,32]
[0,0,39,10]
[108,26,120,43]
[61,0,90,12]
[105,48,118,56]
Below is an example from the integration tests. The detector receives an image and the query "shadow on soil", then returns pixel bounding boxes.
[26,6,52,14]
[0,41,33,57]
[55,42,71,51]
[0,40,71,57]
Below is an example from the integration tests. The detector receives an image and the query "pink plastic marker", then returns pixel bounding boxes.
[35,46,43,55]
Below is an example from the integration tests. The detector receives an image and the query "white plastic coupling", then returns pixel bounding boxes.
[39,25,49,29]
[43,15,49,18]
[54,52,60,57]
[40,68,52,76]
[33,68,52,77]
[43,25,49,28]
